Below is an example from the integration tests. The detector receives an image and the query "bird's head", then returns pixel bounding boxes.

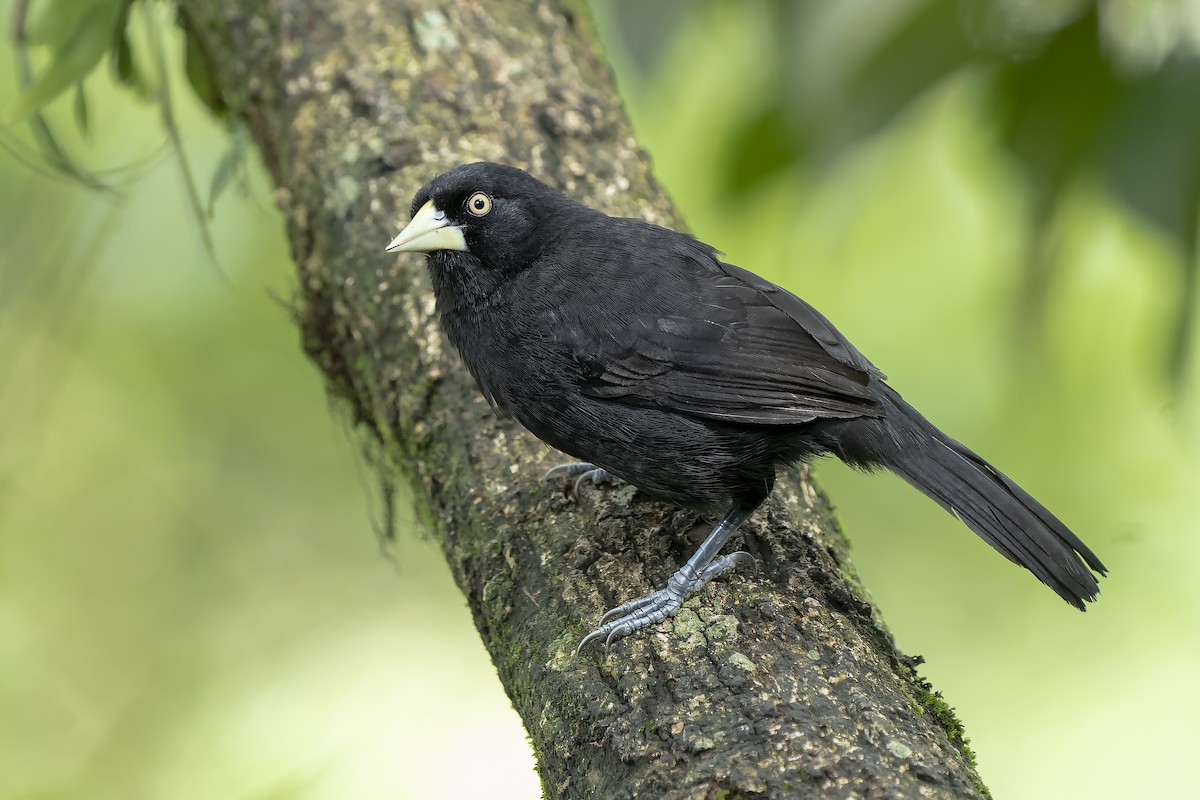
[386,162,572,272]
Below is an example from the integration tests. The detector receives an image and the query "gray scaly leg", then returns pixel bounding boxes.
[577,508,754,652]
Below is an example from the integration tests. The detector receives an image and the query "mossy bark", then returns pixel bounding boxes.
[175,1,990,797]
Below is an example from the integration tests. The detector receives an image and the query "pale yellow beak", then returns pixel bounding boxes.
[385,199,468,253]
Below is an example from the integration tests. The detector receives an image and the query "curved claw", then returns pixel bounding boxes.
[545,463,621,498]
[726,550,757,577]
[573,471,596,497]
[604,624,631,650]
[573,468,618,496]
[575,627,608,655]
[575,618,632,655]
[543,462,593,482]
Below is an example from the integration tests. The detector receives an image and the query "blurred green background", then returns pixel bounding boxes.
[2,1,1198,798]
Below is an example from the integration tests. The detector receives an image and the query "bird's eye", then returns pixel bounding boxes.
[465,192,492,217]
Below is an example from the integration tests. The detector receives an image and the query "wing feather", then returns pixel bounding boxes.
[571,257,884,425]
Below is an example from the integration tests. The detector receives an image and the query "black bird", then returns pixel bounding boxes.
[387,162,1106,651]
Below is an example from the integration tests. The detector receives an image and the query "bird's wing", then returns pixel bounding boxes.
[570,259,885,425]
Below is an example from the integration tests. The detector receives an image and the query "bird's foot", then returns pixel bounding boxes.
[544,462,622,497]
[576,551,754,653]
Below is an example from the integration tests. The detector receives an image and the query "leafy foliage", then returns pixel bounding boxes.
[10,0,126,119]
[5,0,237,258]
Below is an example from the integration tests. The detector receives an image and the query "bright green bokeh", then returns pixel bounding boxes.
[2,2,1198,800]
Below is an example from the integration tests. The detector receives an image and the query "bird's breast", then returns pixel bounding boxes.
[442,299,579,414]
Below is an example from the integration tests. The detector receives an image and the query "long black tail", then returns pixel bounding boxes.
[830,384,1106,608]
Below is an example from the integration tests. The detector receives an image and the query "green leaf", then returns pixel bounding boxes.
[109,1,141,90]
[11,33,110,190]
[721,102,809,197]
[207,125,246,217]
[829,0,977,154]
[1098,61,1200,383]
[8,2,124,121]
[23,0,109,48]
[111,28,153,101]
[992,10,1123,211]
[141,3,223,273]
[114,31,136,86]
[1101,63,1200,253]
[185,28,228,118]
[73,81,89,136]
[986,11,1125,347]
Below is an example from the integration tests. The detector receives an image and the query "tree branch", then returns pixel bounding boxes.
[175,1,989,796]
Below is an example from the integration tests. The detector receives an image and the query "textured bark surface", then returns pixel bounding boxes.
[176,1,990,797]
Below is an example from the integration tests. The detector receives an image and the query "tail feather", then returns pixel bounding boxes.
[838,385,1106,608]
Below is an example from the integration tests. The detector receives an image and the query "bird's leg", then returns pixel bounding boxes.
[544,461,622,496]
[577,508,754,653]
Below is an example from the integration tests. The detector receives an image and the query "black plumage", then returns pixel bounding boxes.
[387,162,1106,649]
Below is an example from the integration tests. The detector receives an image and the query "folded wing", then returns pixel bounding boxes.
[573,260,885,425]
